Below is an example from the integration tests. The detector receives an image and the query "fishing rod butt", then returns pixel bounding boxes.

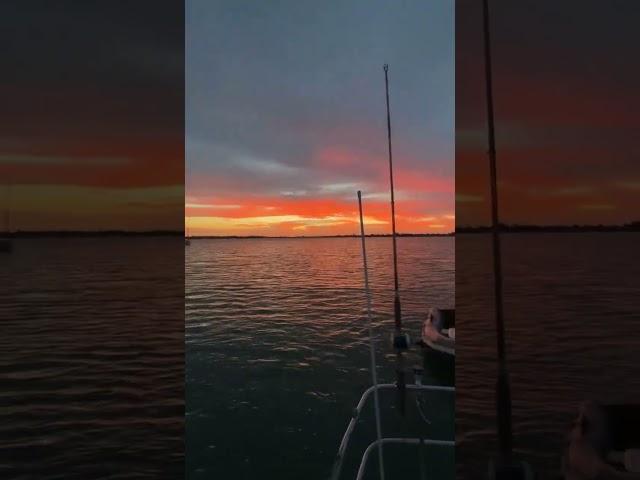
[496,368,514,458]
[391,294,409,350]
[488,459,535,480]
[395,367,406,416]
[393,294,402,330]
[392,333,410,351]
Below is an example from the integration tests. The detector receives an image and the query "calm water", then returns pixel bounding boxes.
[457,233,640,479]
[186,237,454,479]
[1,237,184,479]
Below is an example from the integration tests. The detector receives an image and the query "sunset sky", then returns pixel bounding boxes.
[457,0,640,227]
[0,1,183,231]
[186,0,454,236]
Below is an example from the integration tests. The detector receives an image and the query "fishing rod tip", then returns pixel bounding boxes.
[357,190,362,198]
[383,64,388,71]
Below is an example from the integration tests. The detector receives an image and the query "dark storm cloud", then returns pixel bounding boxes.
[0,1,184,230]
[2,1,182,87]
[1,1,183,147]
[456,0,640,225]
[187,0,454,193]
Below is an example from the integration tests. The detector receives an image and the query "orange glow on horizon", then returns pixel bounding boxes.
[187,140,454,235]
[185,194,454,236]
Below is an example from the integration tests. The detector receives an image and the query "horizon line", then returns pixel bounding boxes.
[188,232,455,239]
[3,221,639,237]
[2,230,453,238]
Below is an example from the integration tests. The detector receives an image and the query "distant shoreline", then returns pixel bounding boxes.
[4,223,639,238]
[189,233,454,239]
[1,231,453,239]
[3,231,183,238]
[457,223,640,234]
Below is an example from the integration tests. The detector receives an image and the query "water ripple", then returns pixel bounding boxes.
[1,238,184,479]
[457,233,640,479]
[186,237,454,480]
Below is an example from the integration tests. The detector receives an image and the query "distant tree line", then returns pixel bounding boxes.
[193,232,454,239]
[6,230,182,237]
[456,221,640,233]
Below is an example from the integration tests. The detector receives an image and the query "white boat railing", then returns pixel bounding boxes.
[330,383,455,480]
[356,437,454,480]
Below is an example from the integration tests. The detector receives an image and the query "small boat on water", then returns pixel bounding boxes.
[422,308,455,356]
[563,401,640,479]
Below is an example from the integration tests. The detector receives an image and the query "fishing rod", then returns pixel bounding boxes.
[481,0,513,463]
[482,0,513,465]
[482,3,534,479]
[383,64,401,332]
[357,190,385,480]
[383,64,409,415]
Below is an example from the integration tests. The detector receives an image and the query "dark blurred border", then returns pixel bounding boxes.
[456,1,640,479]
[1,1,184,478]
